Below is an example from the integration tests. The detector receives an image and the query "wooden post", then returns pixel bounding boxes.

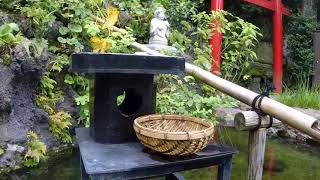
[234,111,280,180]
[247,128,266,180]
[234,111,281,131]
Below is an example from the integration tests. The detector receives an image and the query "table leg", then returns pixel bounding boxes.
[80,157,90,180]
[218,158,232,180]
[165,173,185,180]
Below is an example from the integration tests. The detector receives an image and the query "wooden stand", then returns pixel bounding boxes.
[234,111,281,180]
[77,128,237,180]
[247,129,266,180]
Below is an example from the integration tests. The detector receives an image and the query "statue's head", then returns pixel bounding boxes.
[154,7,166,20]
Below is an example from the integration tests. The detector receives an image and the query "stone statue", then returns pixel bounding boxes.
[149,7,170,46]
[135,7,177,55]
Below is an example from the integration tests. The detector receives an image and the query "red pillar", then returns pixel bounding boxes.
[211,0,224,143]
[273,0,283,93]
[210,0,224,76]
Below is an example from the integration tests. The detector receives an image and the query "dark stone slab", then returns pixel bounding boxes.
[76,128,238,180]
[70,53,185,74]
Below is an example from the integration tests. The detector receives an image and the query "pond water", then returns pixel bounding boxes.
[3,128,320,180]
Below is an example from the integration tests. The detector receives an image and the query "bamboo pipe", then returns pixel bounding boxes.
[186,63,320,140]
[92,16,320,141]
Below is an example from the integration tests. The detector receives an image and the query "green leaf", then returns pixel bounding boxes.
[68,23,82,33]
[57,37,67,43]
[59,26,69,35]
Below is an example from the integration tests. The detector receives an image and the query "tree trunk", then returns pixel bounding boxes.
[302,0,317,18]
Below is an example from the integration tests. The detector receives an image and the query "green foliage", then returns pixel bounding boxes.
[19,0,57,36]
[157,3,261,80]
[17,1,137,128]
[37,61,72,143]
[0,23,23,46]
[275,79,320,109]
[49,54,69,72]
[74,94,90,127]
[49,112,72,143]
[19,0,102,37]
[64,74,90,126]
[39,72,57,93]
[151,1,261,81]
[112,0,151,42]
[16,0,257,127]
[212,11,262,80]
[24,131,47,168]
[285,14,318,84]
[156,75,239,124]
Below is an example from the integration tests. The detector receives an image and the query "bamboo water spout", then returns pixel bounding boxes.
[185,63,320,140]
[91,17,320,140]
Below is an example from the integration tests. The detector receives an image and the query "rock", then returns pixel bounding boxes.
[0,11,9,25]
[32,108,49,124]
[306,138,320,146]
[47,21,63,43]
[6,144,24,153]
[0,10,34,38]
[57,86,80,118]
[0,150,22,169]
[0,43,57,168]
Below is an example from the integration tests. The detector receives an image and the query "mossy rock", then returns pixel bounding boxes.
[247,62,273,78]
[0,46,12,67]
[0,148,4,156]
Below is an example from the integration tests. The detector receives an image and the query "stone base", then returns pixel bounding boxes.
[145,44,178,54]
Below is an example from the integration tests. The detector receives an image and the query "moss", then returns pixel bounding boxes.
[2,54,12,66]
[0,148,4,156]
[247,62,273,78]
[0,46,12,67]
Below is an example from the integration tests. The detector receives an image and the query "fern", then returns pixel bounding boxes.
[39,72,57,91]
[49,54,69,72]
[37,71,72,144]
[49,112,72,143]
[24,131,47,168]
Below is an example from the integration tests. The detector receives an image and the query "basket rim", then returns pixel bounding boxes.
[134,114,214,141]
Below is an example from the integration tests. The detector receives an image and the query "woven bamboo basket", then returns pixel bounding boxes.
[133,114,214,156]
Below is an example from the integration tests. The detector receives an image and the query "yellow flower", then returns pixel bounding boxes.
[102,7,119,29]
[90,37,112,53]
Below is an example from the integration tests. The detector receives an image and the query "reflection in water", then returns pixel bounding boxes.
[266,151,275,180]
[4,128,320,180]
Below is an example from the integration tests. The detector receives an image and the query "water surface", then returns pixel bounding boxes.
[5,128,320,180]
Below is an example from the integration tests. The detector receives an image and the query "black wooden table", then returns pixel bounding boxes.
[77,128,238,180]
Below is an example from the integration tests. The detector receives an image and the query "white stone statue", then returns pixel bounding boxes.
[135,7,177,55]
[149,7,170,46]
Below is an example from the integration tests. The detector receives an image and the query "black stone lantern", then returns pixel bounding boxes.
[71,53,185,143]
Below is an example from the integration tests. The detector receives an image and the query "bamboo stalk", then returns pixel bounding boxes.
[185,63,320,140]
[92,16,320,141]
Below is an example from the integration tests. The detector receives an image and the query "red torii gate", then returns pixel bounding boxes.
[211,0,290,93]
